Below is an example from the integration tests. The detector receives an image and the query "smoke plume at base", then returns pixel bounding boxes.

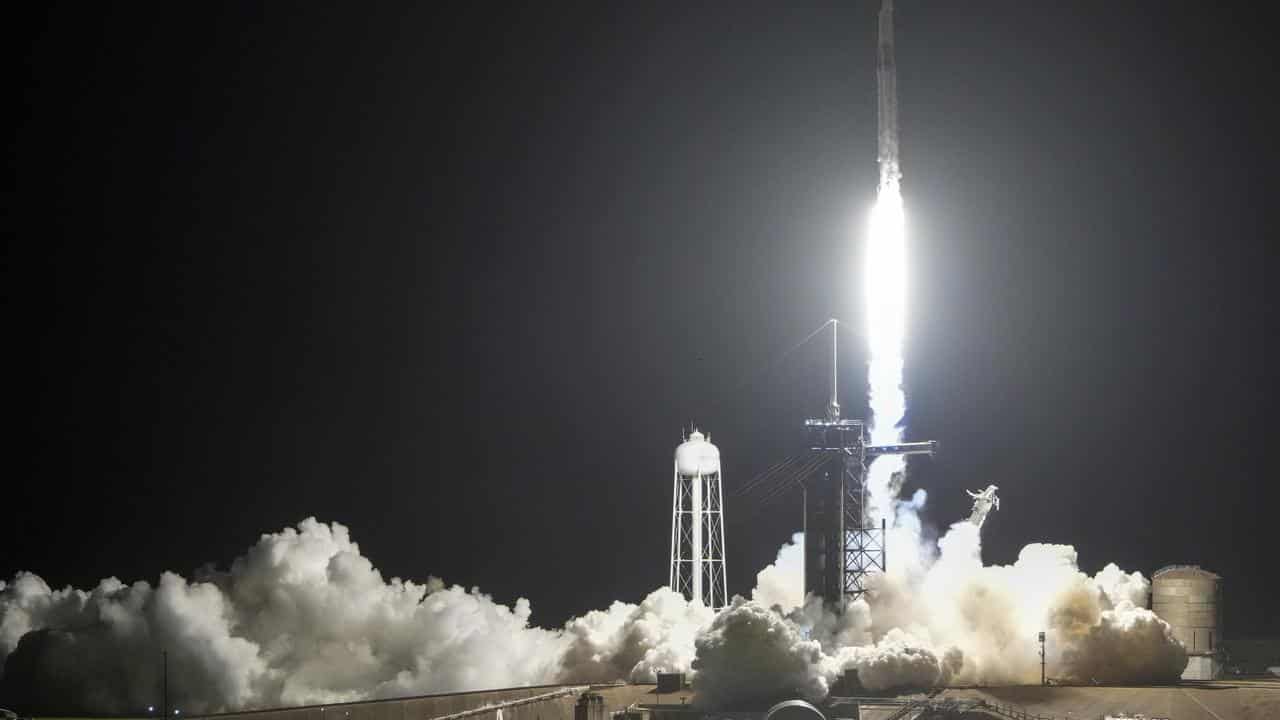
[0,519,707,712]
[732,513,1187,701]
[2,509,1189,713]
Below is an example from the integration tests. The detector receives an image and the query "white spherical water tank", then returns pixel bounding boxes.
[675,430,721,477]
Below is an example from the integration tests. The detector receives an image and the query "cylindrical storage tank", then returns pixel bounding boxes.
[1151,565,1222,680]
[765,700,825,720]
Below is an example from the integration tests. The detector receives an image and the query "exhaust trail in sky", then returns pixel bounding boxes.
[864,0,908,523]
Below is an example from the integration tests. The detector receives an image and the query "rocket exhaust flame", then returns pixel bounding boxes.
[864,190,906,445]
[864,0,908,524]
[865,184,906,446]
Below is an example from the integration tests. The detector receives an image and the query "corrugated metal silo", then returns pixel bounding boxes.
[1151,564,1222,680]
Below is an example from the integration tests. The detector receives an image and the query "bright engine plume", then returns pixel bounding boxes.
[863,0,908,523]
[864,182,907,522]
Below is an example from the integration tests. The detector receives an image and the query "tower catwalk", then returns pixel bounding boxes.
[669,429,728,610]
[877,0,901,192]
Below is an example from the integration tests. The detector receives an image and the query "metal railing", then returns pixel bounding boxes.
[829,696,1058,720]
[975,700,1057,720]
[428,686,589,720]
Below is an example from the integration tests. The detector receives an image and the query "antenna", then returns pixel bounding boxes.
[826,319,840,422]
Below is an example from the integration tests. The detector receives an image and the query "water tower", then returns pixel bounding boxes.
[668,429,728,610]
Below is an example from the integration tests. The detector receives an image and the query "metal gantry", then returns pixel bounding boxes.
[725,319,937,610]
[802,321,936,608]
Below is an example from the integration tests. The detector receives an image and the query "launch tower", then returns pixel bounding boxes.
[803,321,935,606]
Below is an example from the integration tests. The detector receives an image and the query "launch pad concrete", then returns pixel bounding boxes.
[145,679,1278,720]
[920,678,1280,720]
[179,684,695,720]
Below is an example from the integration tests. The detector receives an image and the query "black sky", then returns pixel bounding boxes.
[7,2,1278,636]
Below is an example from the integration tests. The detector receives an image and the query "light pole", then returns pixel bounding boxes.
[162,649,169,720]
[1038,632,1046,686]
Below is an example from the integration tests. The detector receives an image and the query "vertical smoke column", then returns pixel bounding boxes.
[865,0,908,523]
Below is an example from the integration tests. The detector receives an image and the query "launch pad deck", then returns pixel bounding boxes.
[918,680,1280,720]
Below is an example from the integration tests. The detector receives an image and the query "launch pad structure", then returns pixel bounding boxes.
[676,0,933,611]
[802,320,935,607]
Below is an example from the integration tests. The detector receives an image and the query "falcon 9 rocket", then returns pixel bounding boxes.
[877,0,901,192]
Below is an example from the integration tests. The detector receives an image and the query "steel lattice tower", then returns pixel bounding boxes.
[803,320,935,607]
[668,429,728,610]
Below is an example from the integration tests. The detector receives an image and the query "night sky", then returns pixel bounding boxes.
[8,1,1278,638]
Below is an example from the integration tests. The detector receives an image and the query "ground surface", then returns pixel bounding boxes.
[931,677,1280,719]
[23,678,1279,720]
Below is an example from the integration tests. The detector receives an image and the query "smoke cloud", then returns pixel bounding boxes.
[0,519,705,712]
[700,495,1186,706]
[2,501,1188,713]
[691,600,835,709]
[750,532,804,612]
[559,587,714,684]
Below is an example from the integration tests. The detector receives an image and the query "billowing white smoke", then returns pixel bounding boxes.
[0,519,709,712]
[0,572,266,709]
[691,600,835,709]
[839,629,963,691]
[2,508,1189,713]
[560,588,714,684]
[691,516,1185,706]
[721,470,1187,699]
[751,532,804,612]
[860,518,1185,687]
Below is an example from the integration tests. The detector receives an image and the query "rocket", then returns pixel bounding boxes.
[877,0,901,191]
